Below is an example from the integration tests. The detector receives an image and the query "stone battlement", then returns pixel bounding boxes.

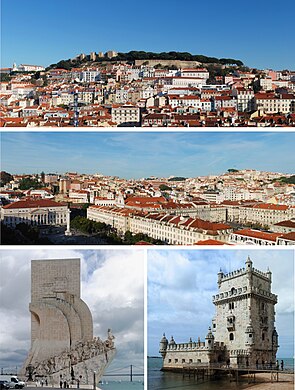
[220,267,270,282]
[166,341,226,352]
[213,286,277,302]
[221,268,246,280]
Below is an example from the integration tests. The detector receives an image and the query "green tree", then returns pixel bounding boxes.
[19,177,43,190]
[0,73,11,82]
[159,184,172,191]
[0,171,13,186]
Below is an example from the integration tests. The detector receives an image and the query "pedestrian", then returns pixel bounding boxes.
[60,381,63,389]
[276,360,279,370]
[226,358,230,368]
[41,380,44,387]
[63,381,67,388]
[281,360,284,371]
[45,379,48,386]
[77,379,80,389]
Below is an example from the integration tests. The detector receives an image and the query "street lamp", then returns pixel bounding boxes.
[93,371,96,390]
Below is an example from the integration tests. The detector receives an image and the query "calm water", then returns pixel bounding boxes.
[148,357,294,390]
[99,380,144,390]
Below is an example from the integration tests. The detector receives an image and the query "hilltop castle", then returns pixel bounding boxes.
[159,256,279,369]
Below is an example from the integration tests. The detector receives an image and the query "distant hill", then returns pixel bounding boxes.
[46,50,244,71]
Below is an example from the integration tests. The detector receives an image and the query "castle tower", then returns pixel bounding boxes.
[211,256,278,367]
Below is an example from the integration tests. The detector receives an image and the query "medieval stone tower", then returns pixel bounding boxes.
[160,256,279,370]
[211,256,279,367]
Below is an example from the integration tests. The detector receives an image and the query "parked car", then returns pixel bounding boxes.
[0,380,10,389]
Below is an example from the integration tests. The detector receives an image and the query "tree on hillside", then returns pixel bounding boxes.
[0,171,13,186]
[18,177,43,190]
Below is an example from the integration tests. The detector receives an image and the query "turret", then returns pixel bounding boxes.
[217,268,224,287]
[272,328,279,350]
[266,267,272,282]
[205,327,214,350]
[159,333,168,358]
[245,255,253,272]
[169,336,176,348]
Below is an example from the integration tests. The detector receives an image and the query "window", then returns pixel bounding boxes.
[229,333,234,341]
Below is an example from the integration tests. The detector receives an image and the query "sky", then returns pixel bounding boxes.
[1,131,295,179]
[1,0,294,70]
[0,248,144,378]
[148,248,294,358]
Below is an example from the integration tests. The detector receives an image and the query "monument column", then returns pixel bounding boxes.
[65,209,72,236]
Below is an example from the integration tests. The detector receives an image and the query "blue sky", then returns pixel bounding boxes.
[1,131,294,178]
[1,0,294,70]
[148,249,294,358]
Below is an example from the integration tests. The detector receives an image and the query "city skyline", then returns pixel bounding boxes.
[1,131,295,179]
[2,0,295,70]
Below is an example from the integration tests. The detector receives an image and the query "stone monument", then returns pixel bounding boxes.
[21,258,115,384]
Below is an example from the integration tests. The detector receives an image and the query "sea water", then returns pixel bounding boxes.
[148,357,294,390]
[99,381,144,390]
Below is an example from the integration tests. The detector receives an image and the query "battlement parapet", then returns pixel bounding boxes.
[252,268,270,279]
[229,349,251,356]
[221,267,270,283]
[213,286,277,302]
[213,285,248,301]
[166,342,226,352]
[221,268,246,280]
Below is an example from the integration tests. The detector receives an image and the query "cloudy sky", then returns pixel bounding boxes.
[0,248,144,378]
[148,248,294,359]
[1,131,295,179]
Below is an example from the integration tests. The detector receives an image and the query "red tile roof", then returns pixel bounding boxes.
[3,198,66,209]
[233,229,281,242]
[274,220,295,228]
[195,239,229,245]
[279,232,295,241]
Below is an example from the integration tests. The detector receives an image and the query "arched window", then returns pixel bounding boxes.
[229,333,234,341]
[262,333,265,341]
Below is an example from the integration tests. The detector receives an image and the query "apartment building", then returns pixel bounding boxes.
[111,104,140,126]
